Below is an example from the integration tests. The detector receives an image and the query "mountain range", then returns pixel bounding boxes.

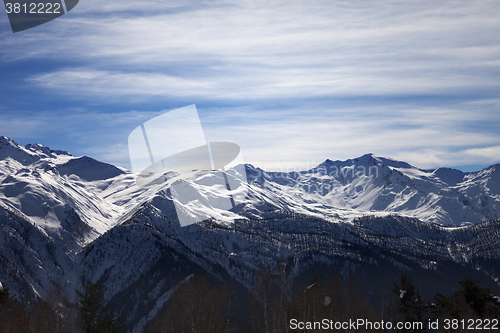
[1,135,500,332]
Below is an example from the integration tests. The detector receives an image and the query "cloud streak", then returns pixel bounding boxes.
[0,0,499,171]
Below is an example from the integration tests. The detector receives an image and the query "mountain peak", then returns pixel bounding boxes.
[374,156,413,169]
[321,153,412,169]
[431,167,465,185]
[24,143,73,158]
[323,153,375,165]
[0,135,19,148]
[0,136,73,165]
[56,156,125,181]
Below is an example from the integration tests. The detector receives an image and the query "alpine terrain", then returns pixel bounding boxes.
[1,135,500,332]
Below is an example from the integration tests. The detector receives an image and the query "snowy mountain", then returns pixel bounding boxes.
[243,154,500,225]
[1,136,500,332]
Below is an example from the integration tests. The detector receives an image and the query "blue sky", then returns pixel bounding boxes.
[0,0,499,172]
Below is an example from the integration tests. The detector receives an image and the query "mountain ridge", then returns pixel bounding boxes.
[1,136,500,332]
[1,136,500,234]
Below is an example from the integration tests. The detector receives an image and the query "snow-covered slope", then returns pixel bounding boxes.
[1,136,498,243]
[243,153,500,225]
[81,206,500,332]
[0,136,159,246]
[1,136,500,332]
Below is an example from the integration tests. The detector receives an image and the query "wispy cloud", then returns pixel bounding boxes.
[27,70,215,100]
[26,65,500,102]
[0,0,499,171]
[2,101,500,172]
[199,102,500,171]
[464,146,500,162]
[9,0,500,101]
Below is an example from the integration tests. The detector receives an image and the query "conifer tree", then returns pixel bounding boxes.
[433,277,500,320]
[455,277,500,318]
[388,273,427,332]
[75,281,125,333]
[0,282,31,333]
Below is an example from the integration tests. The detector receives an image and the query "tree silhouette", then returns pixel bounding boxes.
[455,277,500,318]
[32,284,80,333]
[75,281,125,333]
[433,277,500,321]
[388,273,427,332]
[0,282,31,333]
[143,274,236,333]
